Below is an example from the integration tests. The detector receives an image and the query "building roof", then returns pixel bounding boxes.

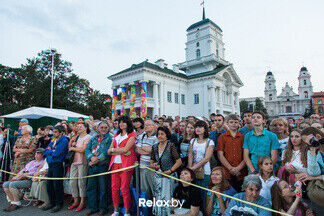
[301,66,308,71]
[187,18,222,32]
[108,60,229,80]
[313,91,324,97]
[267,71,273,76]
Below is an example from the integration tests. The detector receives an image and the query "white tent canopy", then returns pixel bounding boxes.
[1,106,89,120]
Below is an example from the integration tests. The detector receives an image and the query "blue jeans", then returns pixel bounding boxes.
[87,165,111,213]
[196,174,210,213]
[47,162,64,206]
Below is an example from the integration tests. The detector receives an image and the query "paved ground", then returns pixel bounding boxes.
[1,187,323,216]
[0,188,115,216]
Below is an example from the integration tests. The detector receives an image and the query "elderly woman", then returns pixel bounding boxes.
[2,148,45,212]
[225,174,271,216]
[11,125,37,177]
[150,126,182,216]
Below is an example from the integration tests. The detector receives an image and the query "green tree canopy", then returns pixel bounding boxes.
[0,49,111,119]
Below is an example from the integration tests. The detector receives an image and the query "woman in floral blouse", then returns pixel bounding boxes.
[11,125,37,178]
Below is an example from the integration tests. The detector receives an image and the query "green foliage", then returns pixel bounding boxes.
[303,99,314,118]
[0,49,111,119]
[239,100,249,118]
[254,97,268,118]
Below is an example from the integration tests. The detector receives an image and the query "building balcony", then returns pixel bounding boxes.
[115,97,155,109]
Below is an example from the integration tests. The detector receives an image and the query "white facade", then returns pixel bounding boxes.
[108,16,243,118]
[264,67,313,119]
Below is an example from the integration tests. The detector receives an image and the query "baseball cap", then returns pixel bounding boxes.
[20,118,29,124]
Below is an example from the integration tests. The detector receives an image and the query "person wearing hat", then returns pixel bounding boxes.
[42,125,69,213]
[2,148,45,212]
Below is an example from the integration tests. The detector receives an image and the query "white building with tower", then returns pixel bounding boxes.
[108,9,243,118]
[264,67,313,118]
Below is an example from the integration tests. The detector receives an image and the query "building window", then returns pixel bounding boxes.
[319,107,323,113]
[196,49,201,59]
[194,94,199,104]
[175,93,179,104]
[304,80,306,85]
[304,91,308,98]
[286,106,292,113]
[181,94,185,104]
[167,91,172,102]
[216,43,219,57]
[196,42,200,47]
[269,94,272,101]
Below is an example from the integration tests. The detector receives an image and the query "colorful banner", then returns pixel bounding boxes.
[112,89,118,120]
[120,87,126,116]
[140,82,147,118]
[129,85,137,118]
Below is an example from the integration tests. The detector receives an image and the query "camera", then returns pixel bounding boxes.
[309,137,320,147]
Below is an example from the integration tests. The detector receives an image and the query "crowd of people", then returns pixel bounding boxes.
[0,112,323,216]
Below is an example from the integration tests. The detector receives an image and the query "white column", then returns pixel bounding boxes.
[160,81,165,115]
[231,92,235,114]
[210,86,216,114]
[219,87,224,115]
[153,82,159,116]
[204,84,209,116]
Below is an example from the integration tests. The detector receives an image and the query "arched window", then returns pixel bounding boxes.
[304,80,306,85]
[304,91,308,98]
[196,42,200,47]
[269,94,272,101]
[196,49,201,59]
[319,107,323,113]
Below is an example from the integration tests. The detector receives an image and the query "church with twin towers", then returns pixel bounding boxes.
[108,9,243,118]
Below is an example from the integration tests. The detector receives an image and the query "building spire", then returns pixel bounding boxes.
[201,0,206,20]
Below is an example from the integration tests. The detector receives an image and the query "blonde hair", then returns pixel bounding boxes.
[270,118,289,136]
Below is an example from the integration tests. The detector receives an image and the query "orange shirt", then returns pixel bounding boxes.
[216,131,247,180]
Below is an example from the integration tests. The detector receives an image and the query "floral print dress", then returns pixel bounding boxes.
[10,136,37,178]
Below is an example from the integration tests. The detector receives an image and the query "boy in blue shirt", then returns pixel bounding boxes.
[243,111,280,173]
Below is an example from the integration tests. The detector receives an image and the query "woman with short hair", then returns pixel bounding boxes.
[270,118,290,172]
[11,125,37,177]
[150,126,182,216]
[225,174,271,216]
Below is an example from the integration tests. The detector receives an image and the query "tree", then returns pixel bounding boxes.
[239,100,249,118]
[255,97,268,117]
[1,49,112,118]
[304,99,314,118]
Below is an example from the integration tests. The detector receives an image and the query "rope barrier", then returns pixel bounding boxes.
[1,163,292,215]
[0,164,138,180]
[138,164,292,216]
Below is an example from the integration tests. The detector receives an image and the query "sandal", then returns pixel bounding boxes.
[33,201,41,207]
[75,203,86,212]
[38,203,48,209]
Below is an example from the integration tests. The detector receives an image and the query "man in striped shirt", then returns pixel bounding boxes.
[135,119,159,201]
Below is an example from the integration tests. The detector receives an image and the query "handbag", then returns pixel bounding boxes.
[191,138,211,180]
[65,136,79,165]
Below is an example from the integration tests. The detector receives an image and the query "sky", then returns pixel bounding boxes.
[1,0,323,98]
